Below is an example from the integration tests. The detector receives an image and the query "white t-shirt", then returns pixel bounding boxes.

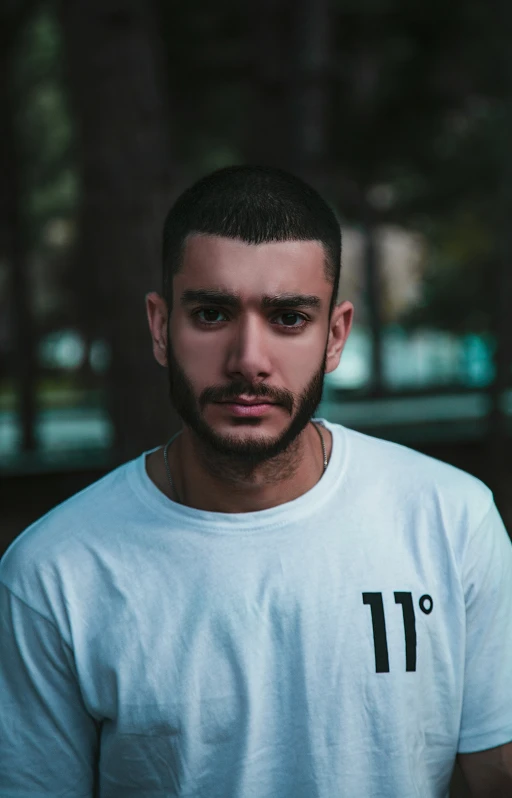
[1,419,512,798]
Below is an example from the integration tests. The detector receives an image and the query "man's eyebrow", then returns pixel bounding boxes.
[262,294,321,310]
[179,289,322,310]
[180,289,240,307]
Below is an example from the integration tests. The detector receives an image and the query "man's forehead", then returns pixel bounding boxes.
[178,235,329,288]
[182,233,326,262]
[175,236,331,304]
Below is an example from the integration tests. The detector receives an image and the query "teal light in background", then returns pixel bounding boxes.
[36,331,112,374]
[325,325,372,390]
[460,334,495,387]
[38,329,85,370]
[89,339,111,374]
[325,326,496,392]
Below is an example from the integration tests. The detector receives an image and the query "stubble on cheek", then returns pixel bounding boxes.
[166,325,327,461]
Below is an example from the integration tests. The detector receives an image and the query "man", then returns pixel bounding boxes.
[1,165,511,798]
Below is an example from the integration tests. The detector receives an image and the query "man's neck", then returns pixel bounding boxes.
[145,421,331,514]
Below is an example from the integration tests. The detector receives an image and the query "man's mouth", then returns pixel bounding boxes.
[220,396,275,406]
[216,397,278,416]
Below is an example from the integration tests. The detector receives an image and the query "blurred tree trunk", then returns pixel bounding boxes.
[486,1,512,525]
[247,0,333,182]
[59,0,180,463]
[0,3,38,453]
[287,0,332,188]
[351,39,385,395]
[487,170,512,524]
[362,215,384,395]
[488,181,512,518]
[245,0,288,167]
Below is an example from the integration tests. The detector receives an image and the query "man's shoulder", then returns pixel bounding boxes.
[336,423,493,513]
[0,458,137,601]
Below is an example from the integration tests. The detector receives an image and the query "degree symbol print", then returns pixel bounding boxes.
[419,594,433,614]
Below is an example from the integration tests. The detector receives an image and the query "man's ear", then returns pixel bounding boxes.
[325,300,354,375]
[146,291,169,367]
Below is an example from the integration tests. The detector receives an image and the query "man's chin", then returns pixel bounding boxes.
[204,430,281,456]
[188,419,290,460]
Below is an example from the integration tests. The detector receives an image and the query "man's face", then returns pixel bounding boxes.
[164,235,349,466]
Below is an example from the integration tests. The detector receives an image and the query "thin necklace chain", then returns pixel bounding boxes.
[163,422,328,504]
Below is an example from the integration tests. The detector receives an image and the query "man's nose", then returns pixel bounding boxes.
[224,314,273,383]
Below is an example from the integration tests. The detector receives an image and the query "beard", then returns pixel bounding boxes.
[166,336,328,471]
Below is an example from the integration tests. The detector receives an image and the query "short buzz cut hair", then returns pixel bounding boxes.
[162,165,342,316]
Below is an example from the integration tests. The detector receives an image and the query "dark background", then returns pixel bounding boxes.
[2,2,512,794]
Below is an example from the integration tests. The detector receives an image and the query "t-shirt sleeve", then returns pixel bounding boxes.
[0,581,99,797]
[457,498,512,753]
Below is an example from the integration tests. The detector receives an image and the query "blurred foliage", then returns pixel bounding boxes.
[401,211,495,334]
[7,0,512,337]
[13,4,77,248]
[0,375,102,410]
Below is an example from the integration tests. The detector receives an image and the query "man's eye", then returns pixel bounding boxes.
[275,312,307,328]
[193,308,308,329]
[194,308,228,324]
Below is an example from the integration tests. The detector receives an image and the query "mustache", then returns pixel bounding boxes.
[200,384,294,411]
